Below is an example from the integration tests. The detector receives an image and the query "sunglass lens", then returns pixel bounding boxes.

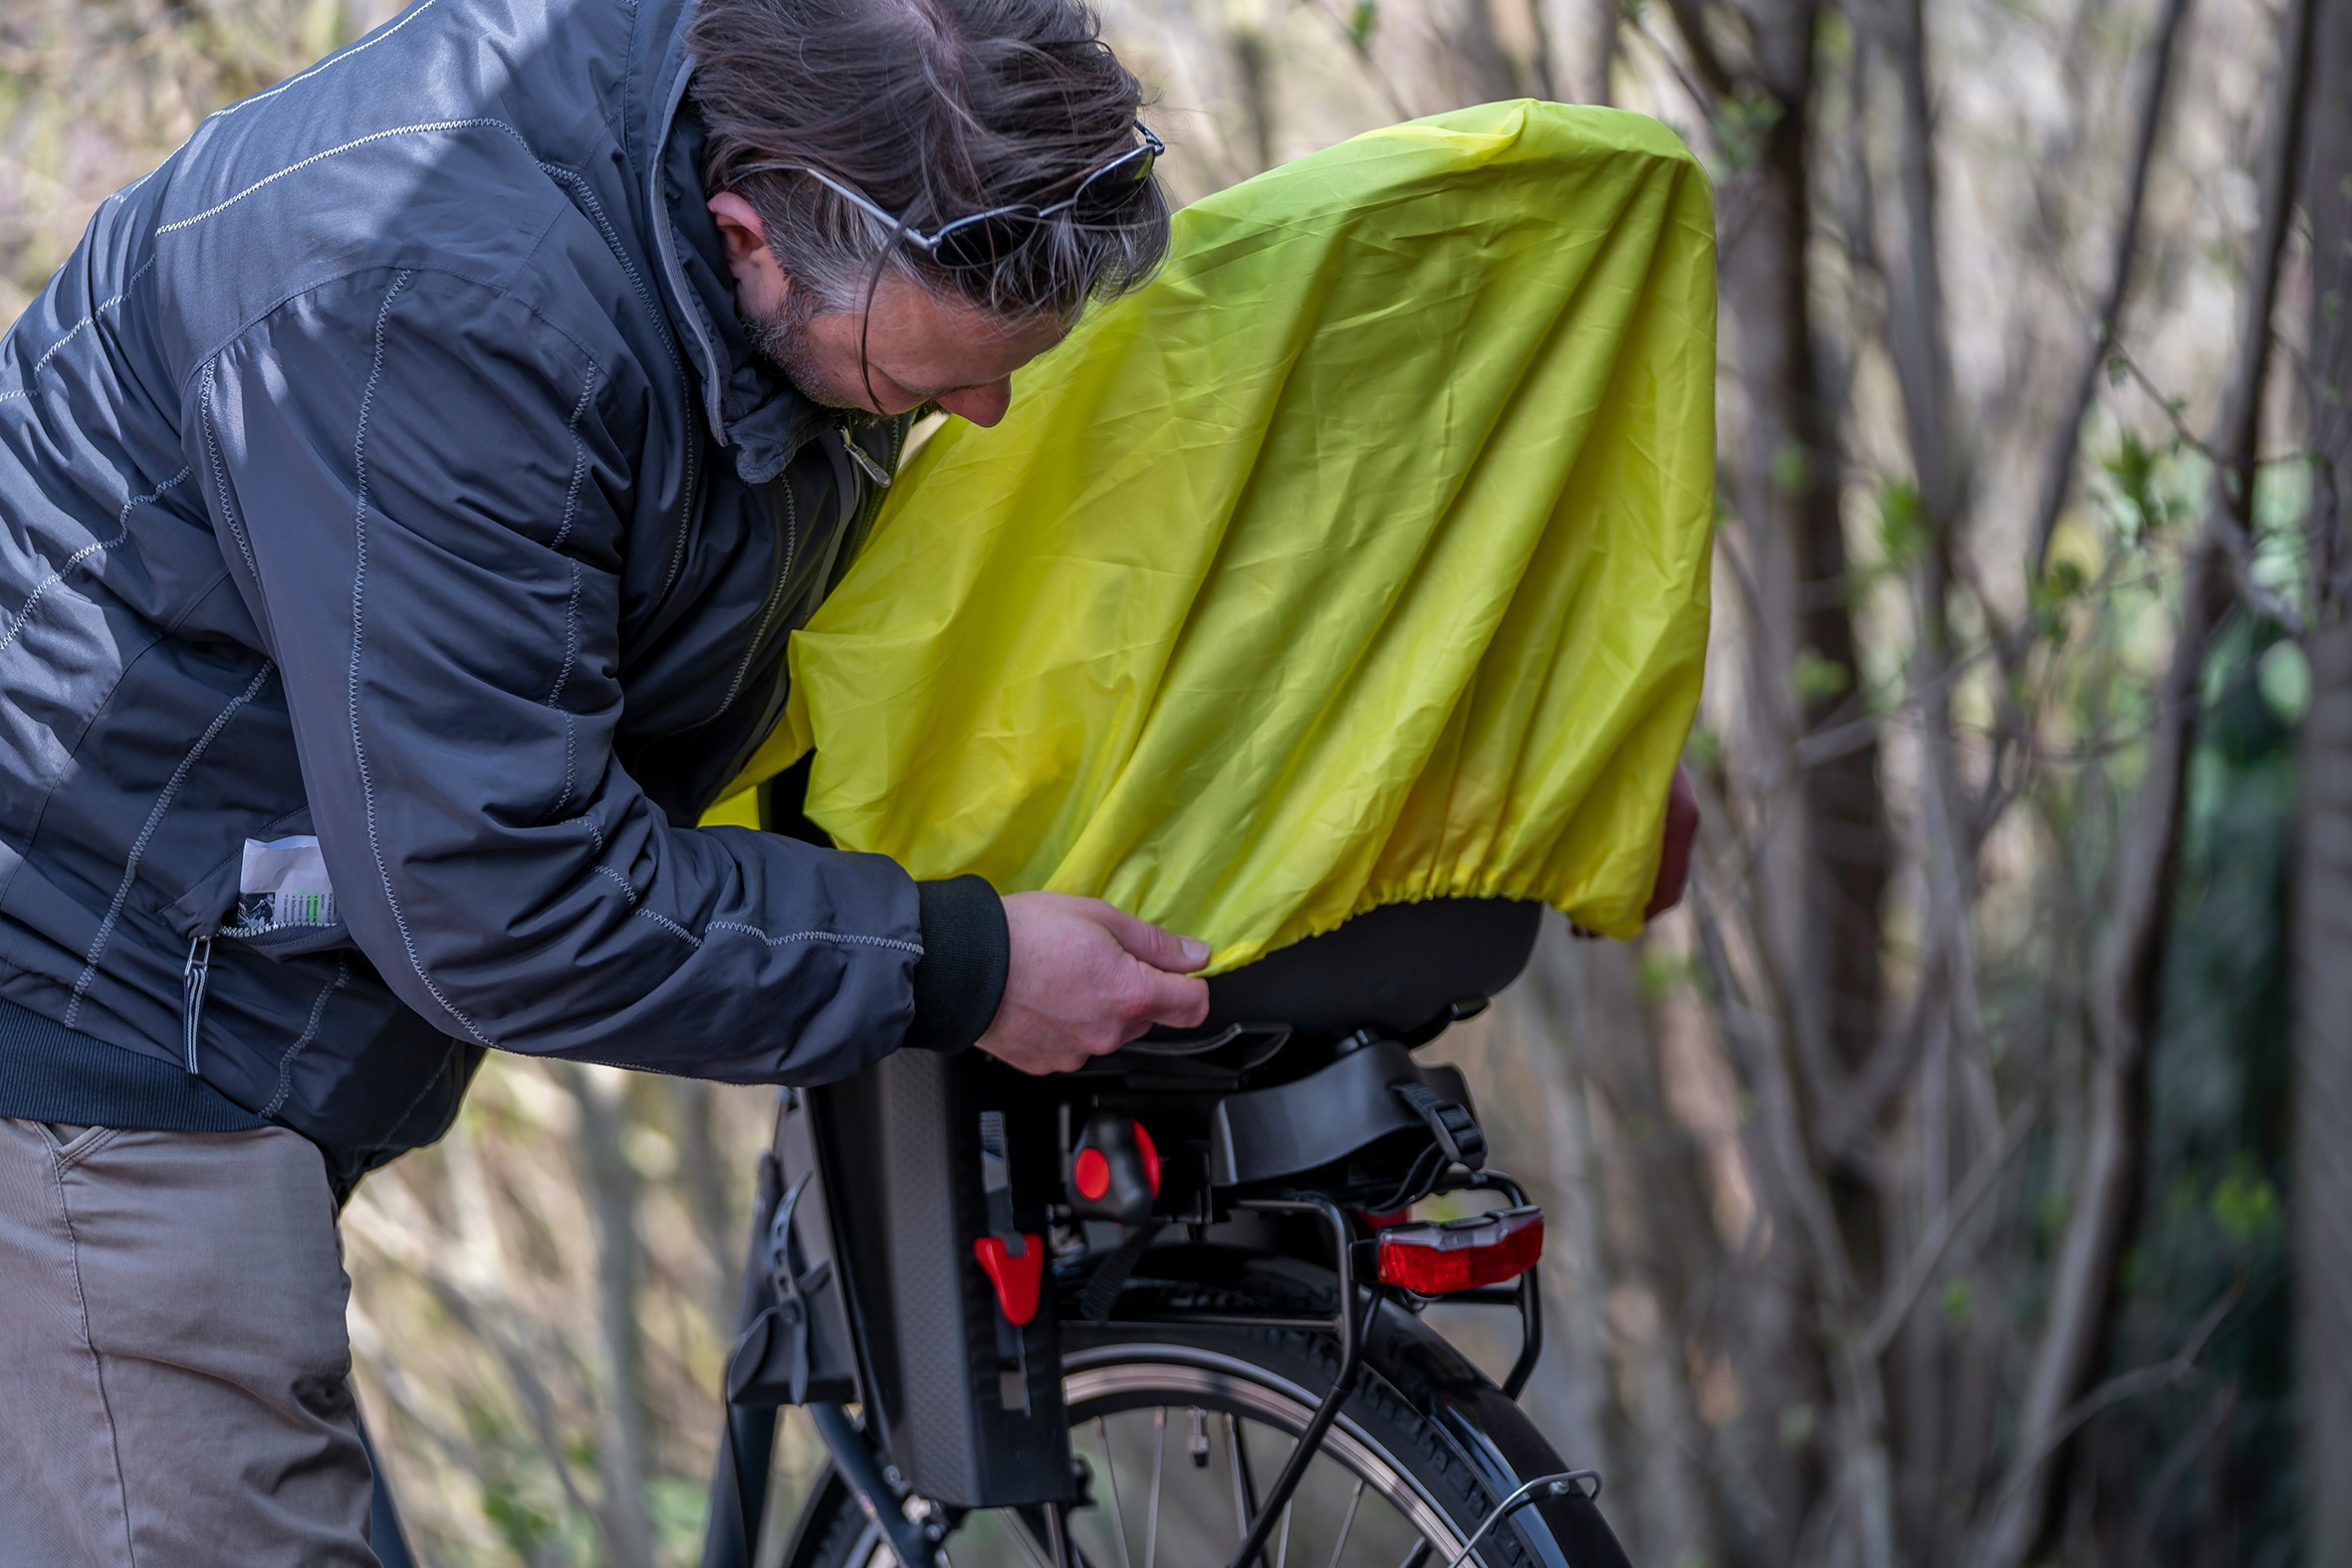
[932,211,1044,270]
[1068,144,1157,224]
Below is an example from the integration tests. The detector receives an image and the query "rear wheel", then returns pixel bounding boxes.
[785,1277,1557,1568]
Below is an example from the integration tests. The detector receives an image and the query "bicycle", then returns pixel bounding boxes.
[699,893,1634,1568]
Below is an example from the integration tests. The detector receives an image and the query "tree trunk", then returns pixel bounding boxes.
[563,1064,657,1568]
[2296,2,2352,1558]
[1976,3,2317,1561]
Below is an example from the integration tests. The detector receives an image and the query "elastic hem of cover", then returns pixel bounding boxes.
[0,996,267,1132]
[903,874,1009,1054]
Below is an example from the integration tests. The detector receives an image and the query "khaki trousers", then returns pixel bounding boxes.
[0,1118,377,1566]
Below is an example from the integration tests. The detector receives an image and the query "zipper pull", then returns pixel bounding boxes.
[181,934,213,1076]
[841,433,893,489]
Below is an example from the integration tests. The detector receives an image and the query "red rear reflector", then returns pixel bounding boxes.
[1073,1147,1112,1202]
[974,1234,1045,1325]
[1374,1206,1543,1294]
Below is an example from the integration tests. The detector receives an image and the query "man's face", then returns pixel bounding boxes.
[709,191,1066,427]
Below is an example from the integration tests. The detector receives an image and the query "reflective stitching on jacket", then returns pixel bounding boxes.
[543,366,596,818]
[588,866,920,958]
[550,368,597,554]
[204,0,443,125]
[198,361,264,587]
[62,660,275,1029]
[550,567,584,707]
[350,269,496,1048]
[0,465,192,660]
[535,163,699,610]
[707,921,923,957]
[547,563,585,819]
[262,956,349,1118]
[635,906,701,947]
[0,257,159,407]
[155,119,533,237]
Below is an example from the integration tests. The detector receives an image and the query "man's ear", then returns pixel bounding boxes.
[707,191,771,267]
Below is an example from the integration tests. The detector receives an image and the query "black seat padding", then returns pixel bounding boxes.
[1195,898,1542,1039]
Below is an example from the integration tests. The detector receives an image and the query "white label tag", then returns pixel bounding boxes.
[238,835,337,927]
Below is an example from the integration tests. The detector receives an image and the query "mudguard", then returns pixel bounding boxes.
[1353,1297,1631,1568]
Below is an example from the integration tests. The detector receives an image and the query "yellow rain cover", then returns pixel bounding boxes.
[712,100,1715,968]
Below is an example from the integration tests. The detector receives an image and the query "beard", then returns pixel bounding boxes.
[742,294,868,414]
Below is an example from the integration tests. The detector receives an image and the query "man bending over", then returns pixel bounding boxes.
[0,0,1199,1560]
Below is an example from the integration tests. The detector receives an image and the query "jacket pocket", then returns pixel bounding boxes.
[173,833,354,1076]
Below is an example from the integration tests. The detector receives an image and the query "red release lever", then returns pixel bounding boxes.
[974,1234,1045,1325]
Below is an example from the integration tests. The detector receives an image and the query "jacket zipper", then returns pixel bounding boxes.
[842,431,893,489]
[182,933,213,1075]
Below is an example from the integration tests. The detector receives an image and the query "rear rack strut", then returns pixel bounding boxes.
[1218,1196,1375,1568]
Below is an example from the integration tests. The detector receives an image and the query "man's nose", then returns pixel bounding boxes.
[935,378,1015,427]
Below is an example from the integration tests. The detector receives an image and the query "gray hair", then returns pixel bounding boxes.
[688,0,1172,325]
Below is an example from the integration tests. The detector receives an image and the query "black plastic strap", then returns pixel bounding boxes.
[1393,1080,1487,1169]
[1080,1219,1166,1321]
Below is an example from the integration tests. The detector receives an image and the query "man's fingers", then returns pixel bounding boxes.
[1644,765,1702,919]
[1125,966,1210,1032]
[1098,905,1212,974]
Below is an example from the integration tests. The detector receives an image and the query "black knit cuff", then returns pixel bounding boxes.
[903,875,1010,1054]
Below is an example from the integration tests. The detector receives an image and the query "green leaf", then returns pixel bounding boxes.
[1777,1403,1816,1450]
[1769,441,1811,496]
[1877,480,1925,567]
[1794,646,1852,704]
[2212,1167,2279,1242]
[2258,641,2311,723]
[1941,1277,1972,1328]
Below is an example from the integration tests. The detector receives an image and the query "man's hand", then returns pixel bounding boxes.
[1644,764,1701,919]
[1571,764,1701,939]
[975,892,1213,1074]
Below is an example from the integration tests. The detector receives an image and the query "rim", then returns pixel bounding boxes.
[826,1349,1481,1568]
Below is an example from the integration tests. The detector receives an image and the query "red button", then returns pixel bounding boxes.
[1073,1147,1111,1202]
[1132,1120,1161,1196]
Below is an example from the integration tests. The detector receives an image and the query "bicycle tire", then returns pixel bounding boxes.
[781,1265,1624,1568]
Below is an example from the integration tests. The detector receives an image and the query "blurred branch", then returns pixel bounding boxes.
[2020,0,2195,580]
[563,1064,658,1568]
[1690,884,1899,1568]
[1301,0,1416,118]
[1856,1095,2039,1362]
[1659,0,1739,102]
[2297,5,2352,1549]
[345,1173,606,1532]
[1975,0,2318,1556]
[1979,1281,2241,1541]
[1625,7,1723,115]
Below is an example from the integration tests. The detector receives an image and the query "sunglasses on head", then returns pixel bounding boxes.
[772,122,1164,272]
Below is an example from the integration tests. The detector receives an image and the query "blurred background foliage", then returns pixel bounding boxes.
[3,0,2346,1564]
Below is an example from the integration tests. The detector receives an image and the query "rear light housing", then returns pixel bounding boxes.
[1374,1205,1543,1294]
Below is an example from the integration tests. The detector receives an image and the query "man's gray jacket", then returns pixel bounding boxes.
[0,0,1006,1189]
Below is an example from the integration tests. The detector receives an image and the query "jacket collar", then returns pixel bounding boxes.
[635,0,827,483]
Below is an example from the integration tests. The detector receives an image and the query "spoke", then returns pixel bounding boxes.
[1009,1514,1056,1568]
[1144,1408,1166,1568]
[1320,1479,1366,1568]
[1225,1413,1261,1557]
[1274,1501,1294,1568]
[1394,1543,1435,1568]
[1097,1417,1135,1568]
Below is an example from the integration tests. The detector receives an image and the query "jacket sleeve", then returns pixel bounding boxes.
[188,266,1001,1079]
